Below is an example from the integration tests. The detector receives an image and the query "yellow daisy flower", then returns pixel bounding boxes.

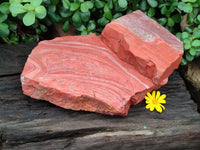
[145,91,166,113]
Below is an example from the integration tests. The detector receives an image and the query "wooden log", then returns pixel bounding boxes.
[0,43,199,149]
[0,43,37,76]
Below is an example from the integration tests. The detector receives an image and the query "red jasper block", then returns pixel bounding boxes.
[101,10,183,85]
[21,34,155,116]
[21,10,183,116]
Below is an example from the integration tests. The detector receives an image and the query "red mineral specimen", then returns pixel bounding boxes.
[21,10,183,116]
[101,10,183,85]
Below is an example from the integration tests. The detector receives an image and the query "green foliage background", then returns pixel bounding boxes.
[0,0,200,65]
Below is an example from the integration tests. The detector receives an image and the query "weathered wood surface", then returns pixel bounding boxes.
[0,43,200,150]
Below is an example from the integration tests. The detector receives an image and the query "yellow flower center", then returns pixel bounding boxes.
[152,99,159,105]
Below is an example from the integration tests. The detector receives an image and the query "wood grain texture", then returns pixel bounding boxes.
[0,43,200,149]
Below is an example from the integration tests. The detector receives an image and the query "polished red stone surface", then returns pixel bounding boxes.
[21,10,183,116]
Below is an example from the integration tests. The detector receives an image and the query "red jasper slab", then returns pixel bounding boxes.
[21,10,183,116]
[21,34,155,116]
[101,10,183,85]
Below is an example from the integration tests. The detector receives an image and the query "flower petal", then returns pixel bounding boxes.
[156,91,160,100]
[158,99,166,104]
[146,100,151,104]
[156,105,162,113]
[152,91,156,99]
[158,94,166,101]
[145,96,152,101]
[147,92,153,99]
[150,105,155,111]
[160,104,165,110]
[146,104,153,109]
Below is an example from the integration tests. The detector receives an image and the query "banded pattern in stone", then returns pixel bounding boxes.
[21,34,155,116]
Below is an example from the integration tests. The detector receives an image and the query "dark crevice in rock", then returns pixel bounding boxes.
[0,127,7,149]
[178,62,200,113]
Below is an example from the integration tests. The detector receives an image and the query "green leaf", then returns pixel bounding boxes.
[48,5,56,13]
[0,13,8,23]
[77,24,86,31]
[184,27,193,33]
[118,0,127,8]
[169,5,175,13]
[51,0,59,5]
[181,32,190,39]
[7,21,17,31]
[182,3,193,13]
[189,48,196,56]
[22,35,36,42]
[178,2,185,10]
[108,0,113,9]
[30,0,42,7]
[23,11,35,26]
[80,11,90,22]
[148,8,155,17]
[10,33,19,43]
[147,0,158,8]
[182,0,196,2]
[140,0,147,11]
[167,18,174,27]
[0,2,10,14]
[80,3,89,12]
[9,0,22,3]
[35,28,41,34]
[192,40,200,47]
[84,1,94,9]
[23,0,31,2]
[104,4,112,20]
[157,18,167,26]
[186,52,194,61]
[183,38,192,44]
[180,57,187,65]
[60,7,73,18]
[184,43,191,49]
[161,6,167,15]
[113,12,122,19]
[95,0,105,9]
[171,14,181,23]
[197,15,200,22]
[48,12,61,23]
[62,21,70,32]
[81,30,88,35]
[40,24,47,32]
[187,12,195,24]
[87,20,96,31]
[9,2,26,16]
[70,3,79,11]
[35,6,47,19]
[97,17,109,26]
[176,32,182,39]
[72,11,80,23]
[193,30,200,38]
[0,23,9,38]
[62,0,70,9]
[24,4,34,11]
